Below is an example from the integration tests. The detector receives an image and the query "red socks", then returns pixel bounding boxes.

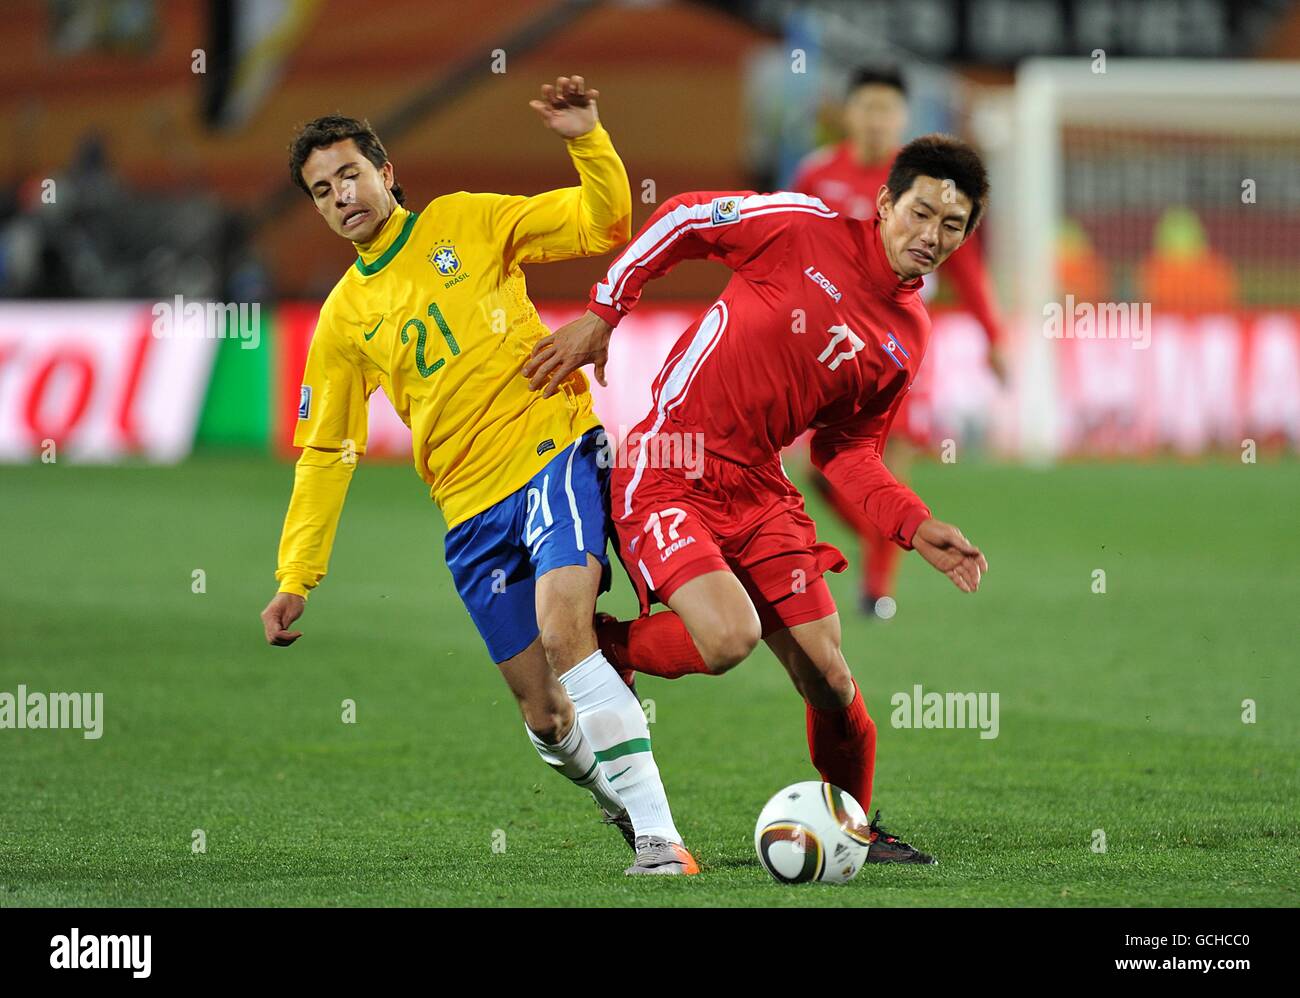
[599,612,878,812]
[596,612,712,680]
[806,684,877,813]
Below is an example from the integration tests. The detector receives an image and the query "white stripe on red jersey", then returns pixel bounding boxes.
[621,301,729,519]
[594,193,836,310]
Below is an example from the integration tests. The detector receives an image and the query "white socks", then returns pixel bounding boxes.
[558,649,681,843]
[526,711,624,816]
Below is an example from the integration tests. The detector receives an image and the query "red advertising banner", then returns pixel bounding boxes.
[272,303,1300,460]
[1056,312,1300,454]
[0,303,218,463]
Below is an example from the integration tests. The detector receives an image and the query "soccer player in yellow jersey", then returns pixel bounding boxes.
[258,77,697,875]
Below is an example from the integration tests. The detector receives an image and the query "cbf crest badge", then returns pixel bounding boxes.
[429,242,461,276]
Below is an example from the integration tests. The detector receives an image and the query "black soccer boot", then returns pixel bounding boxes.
[866,810,937,865]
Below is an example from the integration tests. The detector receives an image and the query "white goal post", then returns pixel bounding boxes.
[976,58,1300,460]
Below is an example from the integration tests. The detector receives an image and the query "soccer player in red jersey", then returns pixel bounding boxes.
[524,135,991,863]
[790,67,1006,617]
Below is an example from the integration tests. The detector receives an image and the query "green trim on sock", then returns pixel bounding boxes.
[594,738,652,763]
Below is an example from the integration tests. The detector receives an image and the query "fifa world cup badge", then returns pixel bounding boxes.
[710,197,741,226]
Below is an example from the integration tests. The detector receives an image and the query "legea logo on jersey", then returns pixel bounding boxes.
[710,197,741,226]
[298,385,312,419]
[804,265,843,302]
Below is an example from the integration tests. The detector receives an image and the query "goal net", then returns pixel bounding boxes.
[985,59,1300,458]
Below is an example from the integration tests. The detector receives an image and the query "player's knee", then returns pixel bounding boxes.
[700,617,761,674]
[538,620,586,673]
[522,693,574,743]
[802,659,856,708]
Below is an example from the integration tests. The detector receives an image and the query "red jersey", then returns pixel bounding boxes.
[790,141,1002,345]
[589,190,932,549]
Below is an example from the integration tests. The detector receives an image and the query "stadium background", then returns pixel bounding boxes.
[1,0,1297,907]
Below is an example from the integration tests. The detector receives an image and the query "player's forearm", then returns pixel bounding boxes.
[813,443,931,549]
[275,447,358,597]
[588,190,703,324]
[565,122,631,254]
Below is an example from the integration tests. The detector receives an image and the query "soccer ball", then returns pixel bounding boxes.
[754,781,872,884]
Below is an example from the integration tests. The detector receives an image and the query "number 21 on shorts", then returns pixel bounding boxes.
[525,476,554,548]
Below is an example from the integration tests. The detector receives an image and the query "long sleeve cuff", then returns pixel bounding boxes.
[816,445,931,551]
[565,121,612,155]
[276,577,314,599]
[898,506,931,549]
[587,299,624,327]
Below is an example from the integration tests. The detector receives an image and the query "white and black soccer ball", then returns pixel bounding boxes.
[754,781,872,884]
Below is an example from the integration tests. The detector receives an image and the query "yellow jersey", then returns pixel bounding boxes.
[275,123,629,598]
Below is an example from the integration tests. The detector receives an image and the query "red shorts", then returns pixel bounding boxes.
[610,449,848,636]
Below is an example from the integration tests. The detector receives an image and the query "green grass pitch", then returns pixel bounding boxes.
[1,454,1296,907]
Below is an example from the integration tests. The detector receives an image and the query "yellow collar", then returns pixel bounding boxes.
[352,202,419,277]
[354,202,410,265]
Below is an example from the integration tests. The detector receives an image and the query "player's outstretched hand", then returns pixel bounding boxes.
[261,592,306,646]
[528,75,599,139]
[524,309,614,397]
[912,518,989,594]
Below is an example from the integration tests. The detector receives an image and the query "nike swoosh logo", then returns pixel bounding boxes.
[363,316,385,341]
[608,766,632,783]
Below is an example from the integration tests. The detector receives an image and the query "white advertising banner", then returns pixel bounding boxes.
[348,305,1300,458]
[0,303,218,463]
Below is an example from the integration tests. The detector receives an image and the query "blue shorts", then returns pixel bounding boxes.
[445,427,611,663]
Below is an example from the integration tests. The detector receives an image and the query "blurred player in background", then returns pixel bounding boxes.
[789,67,1006,617]
[258,77,697,876]
[527,136,993,864]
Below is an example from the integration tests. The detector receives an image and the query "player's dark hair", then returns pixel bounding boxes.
[848,65,907,99]
[289,115,405,207]
[886,133,989,234]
